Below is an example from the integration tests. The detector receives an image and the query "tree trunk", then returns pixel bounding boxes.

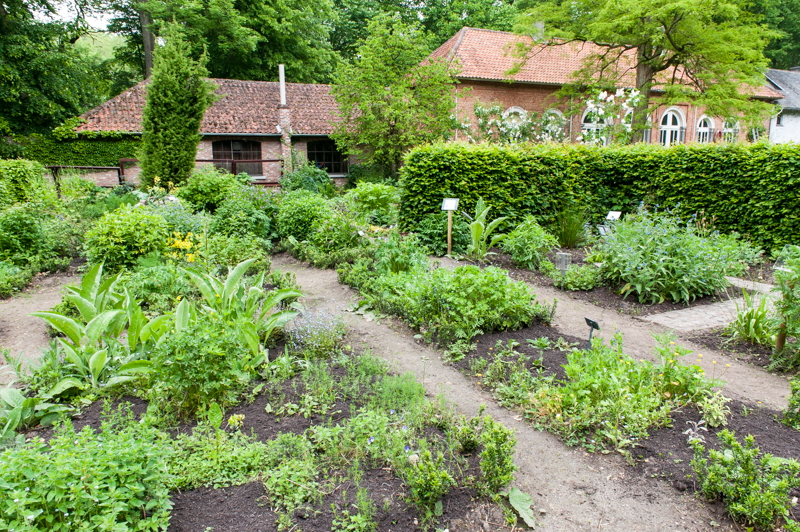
[138,2,156,79]
[630,48,654,144]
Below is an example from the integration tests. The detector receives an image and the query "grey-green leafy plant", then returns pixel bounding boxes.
[462,197,507,262]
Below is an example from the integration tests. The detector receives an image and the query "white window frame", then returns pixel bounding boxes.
[503,106,527,125]
[659,108,685,147]
[542,108,567,141]
[722,119,739,143]
[696,116,714,144]
[580,107,610,146]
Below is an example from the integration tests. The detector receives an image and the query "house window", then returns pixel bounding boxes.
[212,140,262,176]
[659,109,684,147]
[696,117,714,143]
[503,106,527,125]
[722,119,739,143]
[777,112,783,126]
[581,108,608,145]
[542,109,567,141]
[307,140,348,174]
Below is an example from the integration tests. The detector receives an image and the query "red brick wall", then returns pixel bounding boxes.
[71,169,120,188]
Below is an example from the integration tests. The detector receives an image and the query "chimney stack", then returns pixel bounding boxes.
[279,64,287,107]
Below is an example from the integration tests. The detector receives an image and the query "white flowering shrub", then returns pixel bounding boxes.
[579,88,641,145]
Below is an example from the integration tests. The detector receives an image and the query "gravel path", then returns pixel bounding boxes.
[273,254,736,532]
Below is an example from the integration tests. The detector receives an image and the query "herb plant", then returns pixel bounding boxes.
[502,215,558,269]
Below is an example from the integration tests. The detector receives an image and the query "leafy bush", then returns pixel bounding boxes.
[345,162,393,188]
[773,248,800,369]
[288,208,370,268]
[598,208,753,303]
[347,182,400,225]
[479,416,517,494]
[84,205,169,270]
[0,207,77,275]
[0,408,172,532]
[692,430,800,530]
[198,234,271,274]
[0,159,51,206]
[502,215,558,269]
[783,376,800,430]
[399,142,800,252]
[404,450,454,520]
[725,288,775,346]
[276,190,332,241]
[413,212,470,257]
[463,197,507,262]
[176,165,241,212]
[211,188,271,239]
[149,200,213,234]
[0,261,32,298]
[124,263,198,315]
[280,160,332,193]
[541,260,602,291]
[0,205,47,259]
[78,191,139,220]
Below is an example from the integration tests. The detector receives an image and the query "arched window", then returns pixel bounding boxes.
[542,109,567,142]
[659,109,685,147]
[307,139,348,174]
[722,119,739,143]
[581,107,608,146]
[503,106,527,125]
[696,117,714,143]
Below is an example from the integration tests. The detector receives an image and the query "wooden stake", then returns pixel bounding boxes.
[447,210,453,256]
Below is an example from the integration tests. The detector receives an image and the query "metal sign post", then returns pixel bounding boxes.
[585,317,600,349]
[441,198,459,256]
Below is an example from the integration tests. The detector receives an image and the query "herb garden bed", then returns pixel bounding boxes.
[685,327,775,369]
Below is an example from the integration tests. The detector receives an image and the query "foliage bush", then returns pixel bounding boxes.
[597,208,754,303]
[399,142,800,251]
[176,165,242,212]
[541,261,602,291]
[692,430,800,530]
[124,263,198,315]
[0,206,77,275]
[772,248,800,369]
[198,233,271,274]
[479,417,517,493]
[149,200,213,234]
[0,261,32,298]
[412,211,470,257]
[346,181,400,225]
[502,215,558,269]
[84,205,169,270]
[0,205,47,258]
[211,188,272,239]
[276,190,331,241]
[280,160,332,193]
[288,208,371,269]
[0,159,51,206]
[0,408,172,532]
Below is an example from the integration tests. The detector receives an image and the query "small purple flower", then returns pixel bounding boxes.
[404,446,410,453]
[402,425,407,431]
[368,437,375,444]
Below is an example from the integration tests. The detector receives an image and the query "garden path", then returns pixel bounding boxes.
[0,271,78,385]
[273,254,738,532]
[435,257,791,410]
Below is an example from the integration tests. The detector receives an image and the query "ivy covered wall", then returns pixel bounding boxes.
[10,134,140,167]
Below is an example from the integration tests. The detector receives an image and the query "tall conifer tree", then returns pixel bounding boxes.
[140,23,216,188]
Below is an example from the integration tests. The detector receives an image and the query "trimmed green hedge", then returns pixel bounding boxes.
[399,142,800,251]
[12,134,140,166]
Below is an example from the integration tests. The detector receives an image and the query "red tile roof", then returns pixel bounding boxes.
[77,79,340,135]
[432,27,783,100]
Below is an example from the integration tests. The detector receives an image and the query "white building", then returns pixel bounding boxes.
[767,68,800,144]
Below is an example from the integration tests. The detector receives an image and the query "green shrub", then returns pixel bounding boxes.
[405,450,454,520]
[176,166,241,212]
[0,408,172,532]
[772,248,800,369]
[289,208,370,268]
[399,142,800,252]
[692,430,800,530]
[151,315,249,414]
[84,205,169,270]
[0,159,50,206]
[479,417,517,494]
[124,263,198,315]
[552,204,588,248]
[783,376,800,430]
[212,188,271,239]
[598,208,753,303]
[0,261,32,298]
[541,261,602,291]
[345,163,393,188]
[347,182,400,225]
[280,160,332,193]
[149,200,213,234]
[502,215,558,269]
[276,190,331,241]
[199,234,271,274]
[725,288,775,346]
[13,133,139,167]
[412,212,470,257]
[0,205,46,259]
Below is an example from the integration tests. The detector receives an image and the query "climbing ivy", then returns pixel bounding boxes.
[10,134,140,167]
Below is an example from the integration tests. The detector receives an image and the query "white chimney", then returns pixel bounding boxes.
[279,64,286,106]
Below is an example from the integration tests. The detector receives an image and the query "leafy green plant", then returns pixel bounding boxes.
[502,487,537,529]
[176,165,242,212]
[544,262,602,291]
[124,263,198,315]
[84,205,170,270]
[697,391,732,428]
[725,288,775,345]
[0,260,32,298]
[0,407,173,532]
[0,386,72,447]
[502,215,559,269]
[783,376,800,430]
[551,204,588,248]
[347,181,400,225]
[404,449,454,521]
[463,197,507,262]
[280,159,332,194]
[149,199,213,234]
[197,233,271,274]
[772,248,800,369]
[211,188,272,239]
[413,211,471,257]
[598,208,753,303]
[331,487,377,532]
[288,309,348,359]
[692,430,800,530]
[479,416,517,494]
[276,190,332,241]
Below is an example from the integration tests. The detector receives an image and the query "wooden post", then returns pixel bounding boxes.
[447,210,453,256]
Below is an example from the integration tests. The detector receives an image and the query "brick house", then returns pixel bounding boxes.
[77,76,349,186]
[430,27,784,144]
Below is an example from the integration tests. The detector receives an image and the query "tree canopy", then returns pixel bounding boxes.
[330,15,462,170]
[515,0,778,140]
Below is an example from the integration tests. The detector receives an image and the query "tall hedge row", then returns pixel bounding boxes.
[399,142,800,251]
[12,134,140,167]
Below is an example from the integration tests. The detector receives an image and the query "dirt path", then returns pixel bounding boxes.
[0,271,78,385]
[436,257,791,409]
[273,255,733,532]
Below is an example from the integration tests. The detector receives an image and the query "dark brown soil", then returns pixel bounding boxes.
[456,321,585,382]
[685,327,775,368]
[631,398,800,521]
[488,250,733,317]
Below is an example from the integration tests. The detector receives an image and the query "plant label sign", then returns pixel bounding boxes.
[606,211,622,221]
[441,198,459,211]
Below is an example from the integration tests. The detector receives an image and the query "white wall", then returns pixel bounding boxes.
[770,110,800,143]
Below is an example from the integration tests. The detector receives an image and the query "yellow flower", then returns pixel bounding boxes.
[726,364,730,367]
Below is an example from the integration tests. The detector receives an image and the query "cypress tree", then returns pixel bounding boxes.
[140,23,217,188]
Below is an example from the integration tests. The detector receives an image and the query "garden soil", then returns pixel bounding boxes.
[0,269,78,385]
[272,254,747,532]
